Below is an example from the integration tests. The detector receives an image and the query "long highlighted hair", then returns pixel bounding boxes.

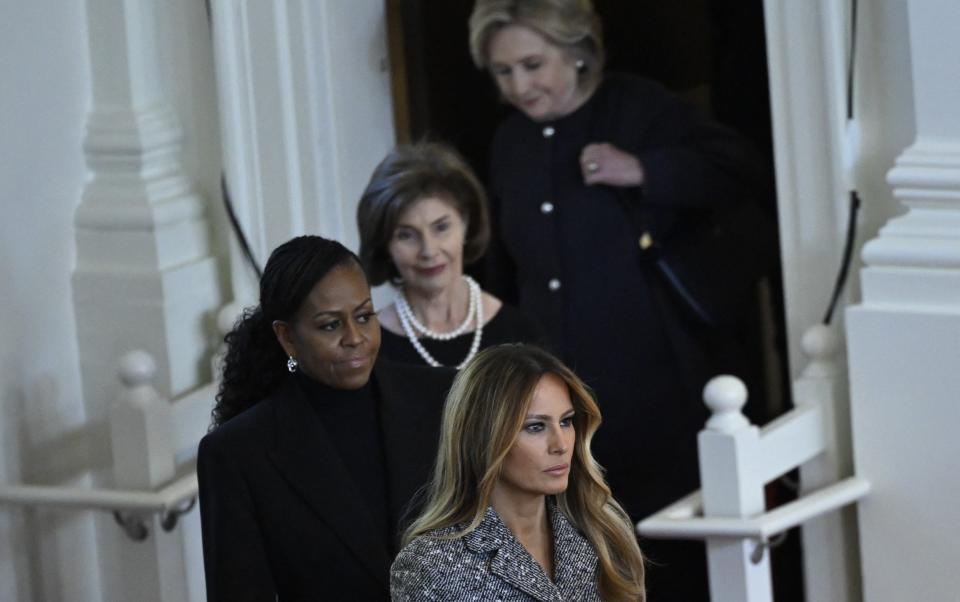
[404,344,645,601]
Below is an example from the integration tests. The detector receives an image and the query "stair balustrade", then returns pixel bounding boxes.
[638,324,868,601]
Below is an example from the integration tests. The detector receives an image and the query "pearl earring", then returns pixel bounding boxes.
[575,59,586,72]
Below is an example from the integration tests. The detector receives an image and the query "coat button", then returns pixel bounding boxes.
[638,231,654,250]
[540,201,554,214]
[542,126,555,138]
[548,278,561,291]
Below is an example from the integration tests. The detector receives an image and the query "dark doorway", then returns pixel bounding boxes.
[387,0,774,180]
[386,2,800,597]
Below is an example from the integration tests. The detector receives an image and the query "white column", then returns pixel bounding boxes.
[72,1,221,599]
[210,0,397,307]
[846,1,960,601]
[762,0,853,378]
[73,0,222,407]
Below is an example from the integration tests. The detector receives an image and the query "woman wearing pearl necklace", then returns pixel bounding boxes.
[358,143,539,369]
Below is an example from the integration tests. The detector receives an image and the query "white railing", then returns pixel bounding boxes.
[0,304,237,602]
[638,324,868,601]
[0,352,213,540]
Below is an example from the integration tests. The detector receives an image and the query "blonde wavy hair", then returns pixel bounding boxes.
[404,344,645,601]
[468,0,605,96]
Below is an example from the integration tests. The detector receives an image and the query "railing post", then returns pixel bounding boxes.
[699,376,773,602]
[795,325,862,601]
[110,351,188,602]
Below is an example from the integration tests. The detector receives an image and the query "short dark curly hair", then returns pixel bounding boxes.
[356,143,490,286]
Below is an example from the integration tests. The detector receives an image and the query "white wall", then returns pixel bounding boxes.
[0,1,100,600]
[158,0,229,293]
[1,1,223,600]
[846,0,960,598]
[2,0,396,598]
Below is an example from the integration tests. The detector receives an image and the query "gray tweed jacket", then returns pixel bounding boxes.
[391,503,601,601]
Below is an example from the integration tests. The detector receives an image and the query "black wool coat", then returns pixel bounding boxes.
[197,360,454,601]
[486,73,769,521]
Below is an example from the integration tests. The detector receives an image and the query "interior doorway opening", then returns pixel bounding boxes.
[386,1,800,597]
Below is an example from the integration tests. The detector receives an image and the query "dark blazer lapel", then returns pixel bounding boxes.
[468,507,560,601]
[266,379,391,585]
[375,361,451,533]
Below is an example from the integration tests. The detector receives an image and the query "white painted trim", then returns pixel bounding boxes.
[637,477,870,541]
[210,0,396,306]
[763,0,855,377]
[0,475,198,514]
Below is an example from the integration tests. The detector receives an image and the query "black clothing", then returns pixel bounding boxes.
[198,359,454,602]
[378,302,541,368]
[487,74,768,601]
[296,374,390,551]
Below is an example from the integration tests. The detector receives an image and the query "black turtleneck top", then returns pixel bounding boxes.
[294,371,390,550]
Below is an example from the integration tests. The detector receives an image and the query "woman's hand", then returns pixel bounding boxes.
[579,143,645,187]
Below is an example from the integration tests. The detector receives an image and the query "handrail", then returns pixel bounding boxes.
[0,472,199,541]
[638,476,869,542]
[0,471,197,513]
[0,306,233,553]
[636,325,865,601]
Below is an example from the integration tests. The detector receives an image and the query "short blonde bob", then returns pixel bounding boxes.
[404,343,645,601]
[468,0,605,95]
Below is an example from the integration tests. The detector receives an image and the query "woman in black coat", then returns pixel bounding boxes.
[198,235,453,601]
[468,1,773,599]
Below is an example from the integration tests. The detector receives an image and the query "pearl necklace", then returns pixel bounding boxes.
[398,275,478,340]
[395,276,484,370]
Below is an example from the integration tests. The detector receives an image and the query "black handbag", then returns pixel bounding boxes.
[626,198,777,329]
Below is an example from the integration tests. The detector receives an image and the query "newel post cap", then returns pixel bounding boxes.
[801,323,839,361]
[217,302,243,337]
[118,350,157,387]
[703,375,750,433]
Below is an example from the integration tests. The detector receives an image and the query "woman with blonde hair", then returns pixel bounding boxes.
[391,344,645,601]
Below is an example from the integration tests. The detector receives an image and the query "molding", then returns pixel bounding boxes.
[73,0,222,407]
[858,0,960,290]
[67,1,222,601]
[762,0,853,379]
[887,141,960,202]
[210,0,396,307]
[847,2,960,598]
[764,3,865,601]
[75,102,210,272]
[861,139,960,287]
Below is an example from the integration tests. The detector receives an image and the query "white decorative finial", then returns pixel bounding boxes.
[118,350,157,387]
[703,375,750,433]
[801,324,839,362]
[217,302,242,336]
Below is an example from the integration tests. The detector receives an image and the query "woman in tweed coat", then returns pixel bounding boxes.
[391,344,645,601]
